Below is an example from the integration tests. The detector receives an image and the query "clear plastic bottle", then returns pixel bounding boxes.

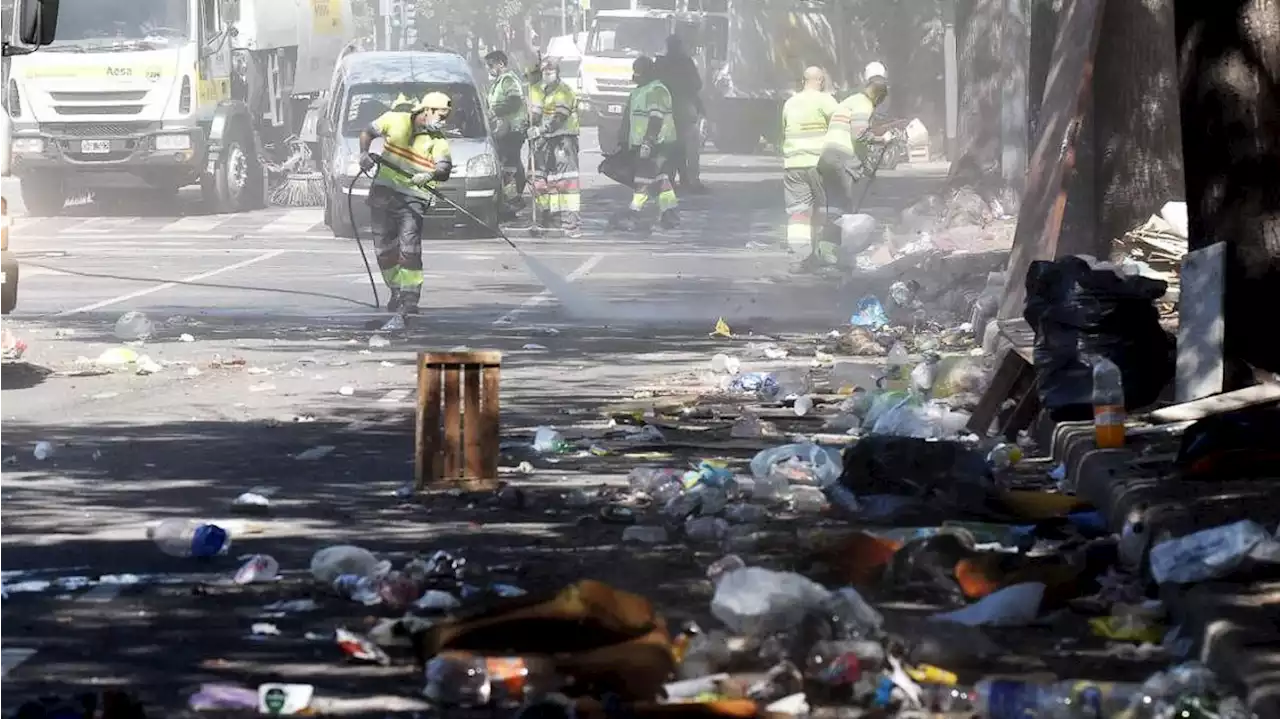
[113,311,155,341]
[1090,355,1126,448]
[149,519,231,558]
[972,678,1143,719]
[790,485,829,513]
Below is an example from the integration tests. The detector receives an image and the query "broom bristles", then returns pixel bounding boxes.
[269,173,327,207]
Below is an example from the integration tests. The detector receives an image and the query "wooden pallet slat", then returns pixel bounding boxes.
[415,350,502,491]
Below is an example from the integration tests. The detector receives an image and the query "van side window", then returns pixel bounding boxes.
[200,0,220,39]
[330,81,345,126]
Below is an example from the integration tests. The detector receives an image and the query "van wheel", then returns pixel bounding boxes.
[21,174,68,216]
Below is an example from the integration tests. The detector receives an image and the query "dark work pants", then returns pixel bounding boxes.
[368,185,428,310]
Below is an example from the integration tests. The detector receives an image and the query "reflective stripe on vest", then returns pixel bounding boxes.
[783,90,835,169]
[371,111,451,200]
[628,80,677,147]
[825,92,874,155]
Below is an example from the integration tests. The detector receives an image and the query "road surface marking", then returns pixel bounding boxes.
[295,445,336,460]
[1,648,37,680]
[378,388,411,403]
[258,209,324,235]
[79,583,124,603]
[53,249,288,316]
[491,253,604,326]
[163,215,231,233]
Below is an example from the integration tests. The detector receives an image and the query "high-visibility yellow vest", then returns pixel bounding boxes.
[370,111,452,200]
[824,92,875,156]
[531,80,580,136]
[627,80,677,147]
[488,70,528,131]
[782,89,837,169]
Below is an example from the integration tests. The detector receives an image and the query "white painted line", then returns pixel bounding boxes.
[378,388,411,404]
[492,252,604,325]
[258,209,324,234]
[79,583,124,603]
[1,648,38,680]
[294,445,336,461]
[53,249,288,316]
[163,215,231,233]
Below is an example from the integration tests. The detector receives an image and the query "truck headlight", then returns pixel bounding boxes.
[155,134,191,151]
[12,138,43,153]
[466,153,496,178]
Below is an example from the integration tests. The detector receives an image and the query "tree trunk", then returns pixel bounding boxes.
[946,0,1008,198]
[1175,0,1280,375]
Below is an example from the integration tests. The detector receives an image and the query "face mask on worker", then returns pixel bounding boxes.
[417,111,446,133]
[543,70,559,85]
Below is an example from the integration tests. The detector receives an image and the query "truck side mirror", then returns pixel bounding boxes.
[17,0,59,46]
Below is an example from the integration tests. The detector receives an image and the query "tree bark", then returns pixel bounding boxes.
[946,0,1009,198]
[1174,0,1280,375]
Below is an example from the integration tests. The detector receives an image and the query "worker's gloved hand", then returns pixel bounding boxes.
[410,172,433,187]
[358,152,377,173]
[637,141,653,160]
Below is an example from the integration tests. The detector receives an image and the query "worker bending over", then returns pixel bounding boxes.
[358,92,454,330]
[819,61,891,264]
[611,56,680,232]
[527,58,583,238]
[484,51,529,219]
[781,66,837,269]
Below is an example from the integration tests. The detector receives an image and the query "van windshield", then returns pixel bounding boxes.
[343,82,487,139]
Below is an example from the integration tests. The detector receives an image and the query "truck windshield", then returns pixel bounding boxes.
[343,83,487,139]
[46,0,192,49]
[587,17,669,58]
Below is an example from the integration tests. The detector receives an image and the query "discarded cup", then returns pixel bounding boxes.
[33,441,53,461]
[234,554,280,584]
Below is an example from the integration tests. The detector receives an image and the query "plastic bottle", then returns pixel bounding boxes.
[150,518,231,558]
[790,485,828,513]
[309,545,385,584]
[972,678,1144,719]
[114,311,155,341]
[1091,356,1126,448]
[532,426,569,453]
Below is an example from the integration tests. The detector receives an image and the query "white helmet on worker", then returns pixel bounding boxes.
[863,61,888,83]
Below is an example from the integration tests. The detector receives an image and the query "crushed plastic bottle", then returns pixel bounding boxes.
[32,441,53,461]
[621,525,669,544]
[824,587,885,638]
[972,678,1143,719]
[150,519,231,558]
[113,311,155,341]
[233,554,279,584]
[793,395,815,417]
[685,516,730,542]
[309,545,387,585]
[790,485,829,513]
[532,426,570,453]
[710,566,831,636]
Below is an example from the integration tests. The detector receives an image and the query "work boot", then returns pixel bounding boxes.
[386,289,403,314]
[565,226,583,239]
[380,313,406,332]
[658,210,680,230]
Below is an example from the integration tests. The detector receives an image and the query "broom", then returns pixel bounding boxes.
[268,136,327,207]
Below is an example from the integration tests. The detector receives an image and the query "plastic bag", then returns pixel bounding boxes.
[749,443,841,487]
[1148,520,1280,584]
[1023,256,1174,419]
[598,148,636,187]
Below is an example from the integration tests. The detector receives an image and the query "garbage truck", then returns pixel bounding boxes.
[579,0,727,151]
[4,0,356,216]
[4,0,61,317]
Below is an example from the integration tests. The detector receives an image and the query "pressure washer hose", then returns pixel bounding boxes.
[347,153,531,310]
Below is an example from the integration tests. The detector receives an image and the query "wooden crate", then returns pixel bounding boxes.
[415,350,501,490]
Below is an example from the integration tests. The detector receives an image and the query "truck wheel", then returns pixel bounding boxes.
[1,267,17,315]
[20,174,68,217]
[203,135,252,212]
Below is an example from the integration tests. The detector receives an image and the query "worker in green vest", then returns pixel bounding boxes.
[819,61,891,263]
[357,92,454,331]
[485,50,529,219]
[781,66,838,269]
[527,57,583,237]
[610,56,680,232]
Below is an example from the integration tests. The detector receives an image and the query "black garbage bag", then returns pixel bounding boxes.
[598,148,636,188]
[1023,256,1175,420]
[1175,403,1280,481]
[837,436,1005,520]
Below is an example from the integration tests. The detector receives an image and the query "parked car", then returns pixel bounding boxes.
[318,51,501,239]
[2,195,15,315]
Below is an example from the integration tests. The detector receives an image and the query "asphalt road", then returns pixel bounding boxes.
[1,129,949,714]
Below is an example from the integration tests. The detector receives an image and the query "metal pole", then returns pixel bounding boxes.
[561,0,568,35]
[943,0,958,159]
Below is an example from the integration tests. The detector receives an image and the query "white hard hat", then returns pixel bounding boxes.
[864,61,887,82]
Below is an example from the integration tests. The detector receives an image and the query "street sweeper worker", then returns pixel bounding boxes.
[781,66,838,269]
[484,50,529,218]
[610,56,680,232]
[527,57,583,237]
[818,61,891,264]
[357,92,454,328]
